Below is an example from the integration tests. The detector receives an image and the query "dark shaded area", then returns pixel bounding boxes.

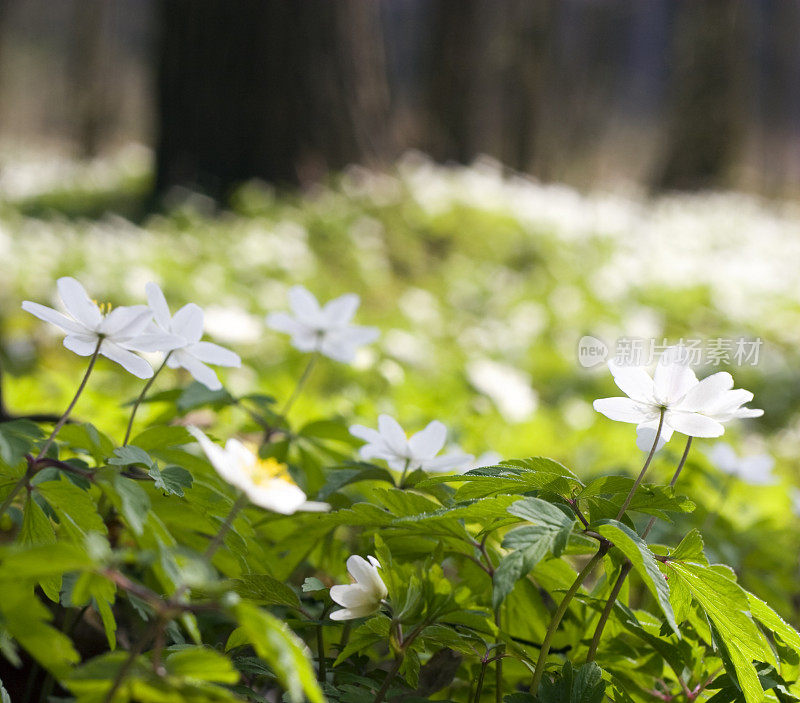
[155,0,391,197]
[1,0,800,203]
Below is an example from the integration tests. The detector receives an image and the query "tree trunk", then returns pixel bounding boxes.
[653,0,751,191]
[154,0,392,199]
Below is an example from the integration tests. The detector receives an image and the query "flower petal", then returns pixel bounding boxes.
[243,478,309,514]
[665,411,725,438]
[190,427,244,487]
[422,451,475,473]
[653,347,698,404]
[377,415,409,456]
[408,420,447,459]
[57,277,102,329]
[349,424,384,445]
[288,285,321,321]
[145,282,173,330]
[322,293,360,325]
[188,341,241,367]
[99,341,153,379]
[171,303,204,343]
[266,311,306,336]
[178,353,222,391]
[124,332,185,353]
[63,334,99,356]
[676,372,734,412]
[608,362,655,403]
[635,422,673,452]
[21,301,86,334]
[593,397,652,424]
[99,305,153,338]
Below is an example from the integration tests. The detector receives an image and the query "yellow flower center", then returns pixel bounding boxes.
[93,299,114,315]
[246,457,292,487]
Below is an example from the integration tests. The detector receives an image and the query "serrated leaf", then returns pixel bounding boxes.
[227,601,323,703]
[538,661,606,703]
[165,646,240,683]
[109,445,154,469]
[595,520,678,637]
[110,474,151,535]
[234,574,301,609]
[668,529,707,565]
[667,561,773,703]
[149,464,193,497]
[302,577,325,592]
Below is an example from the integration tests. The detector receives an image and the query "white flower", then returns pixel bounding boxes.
[329,555,388,621]
[349,414,473,473]
[146,282,241,391]
[266,285,379,363]
[188,427,329,514]
[709,443,775,485]
[593,346,763,452]
[22,276,180,379]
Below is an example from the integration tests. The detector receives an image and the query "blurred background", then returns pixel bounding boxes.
[1,1,800,610]
[2,0,800,198]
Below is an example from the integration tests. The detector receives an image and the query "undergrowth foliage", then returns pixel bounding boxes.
[0,278,798,703]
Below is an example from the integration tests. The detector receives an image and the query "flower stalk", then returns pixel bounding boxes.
[122,352,171,446]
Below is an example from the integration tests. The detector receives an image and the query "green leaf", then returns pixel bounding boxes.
[492,499,577,609]
[165,646,240,684]
[234,574,302,609]
[746,591,800,655]
[37,477,105,537]
[299,419,360,445]
[576,476,635,499]
[109,445,154,469]
[130,425,192,451]
[178,382,234,411]
[0,585,80,675]
[0,420,40,466]
[666,561,773,703]
[595,519,678,637]
[149,464,193,497]
[507,497,575,555]
[537,661,606,703]
[668,529,708,564]
[302,577,325,592]
[56,423,114,464]
[228,601,323,703]
[317,463,396,499]
[0,543,92,580]
[110,474,151,535]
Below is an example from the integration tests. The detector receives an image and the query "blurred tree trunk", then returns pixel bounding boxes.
[653,0,750,191]
[69,0,111,158]
[154,0,392,198]
[424,0,556,172]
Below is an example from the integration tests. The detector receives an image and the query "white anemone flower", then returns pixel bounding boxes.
[146,282,241,391]
[329,555,388,621]
[709,443,775,485]
[594,346,763,452]
[266,285,379,363]
[189,427,329,514]
[349,414,473,473]
[22,277,181,379]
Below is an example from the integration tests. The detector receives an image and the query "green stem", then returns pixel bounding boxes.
[398,458,411,489]
[587,435,693,661]
[37,337,103,460]
[530,546,608,694]
[374,653,405,703]
[204,493,249,560]
[102,619,157,703]
[494,610,504,703]
[122,352,171,446]
[317,620,326,683]
[281,351,319,418]
[473,654,489,703]
[615,407,665,520]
